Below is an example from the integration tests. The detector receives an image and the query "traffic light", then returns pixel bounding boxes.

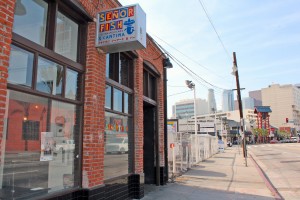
[286,118,289,123]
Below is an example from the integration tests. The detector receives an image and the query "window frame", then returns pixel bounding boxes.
[143,67,158,102]
[106,52,134,89]
[105,52,134,117]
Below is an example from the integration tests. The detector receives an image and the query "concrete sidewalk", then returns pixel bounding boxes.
[141,146,276,200]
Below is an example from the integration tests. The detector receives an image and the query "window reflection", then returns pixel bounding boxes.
[8,45,34,87]
[55,12,79,61]
[13,0,48,46]
[36,57,63,96]
[104,112,132,179]
[105,85,112,109]
[1,90,80,199]
[65,69,78,100]
[124,93,132,114]
[113,88,122,112]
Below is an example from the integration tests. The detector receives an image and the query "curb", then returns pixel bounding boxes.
[249,153,283,200]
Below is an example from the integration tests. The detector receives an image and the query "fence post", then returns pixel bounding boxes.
[172,146,176,174]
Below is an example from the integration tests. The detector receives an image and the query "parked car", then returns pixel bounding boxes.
[54,139,75,153]
[105,137,128,154]
[291,137,298,143]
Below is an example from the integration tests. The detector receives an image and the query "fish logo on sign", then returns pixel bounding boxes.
[124,18,135,35]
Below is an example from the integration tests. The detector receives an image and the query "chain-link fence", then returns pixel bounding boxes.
[168,132,219,180]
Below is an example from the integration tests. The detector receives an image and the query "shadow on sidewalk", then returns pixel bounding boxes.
[184,169,226,178]
[142,183,275,200]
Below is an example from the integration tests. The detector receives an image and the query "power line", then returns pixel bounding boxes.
[168,90,192,97]
[167,85,187,88]
[152,34,231,80]
[152,37,229,94]
[197,0,232,61]
[168,51,227,92]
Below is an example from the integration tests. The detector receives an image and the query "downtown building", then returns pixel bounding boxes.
[208,89,217,113]
[171,98,208,119]
[222,89,234,112]
[0,1,170,199]
[262,84,300,133]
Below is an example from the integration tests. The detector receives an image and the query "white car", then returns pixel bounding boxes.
[54,139,75,153]
[105,137,128,154]
[291,137,298,143]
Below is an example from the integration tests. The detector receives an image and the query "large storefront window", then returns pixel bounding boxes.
[4,0,87,199]
[104,112,132,179]
[0,90,81,199]
[104,52,134,180]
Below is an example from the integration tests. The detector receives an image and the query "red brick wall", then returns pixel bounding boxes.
[0,0,15,166]
[78,0,121,188]
[133,57,144,173]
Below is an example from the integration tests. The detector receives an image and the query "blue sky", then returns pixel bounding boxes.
[118,0,300,117]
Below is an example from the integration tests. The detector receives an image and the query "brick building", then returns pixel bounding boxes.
[0,0,171,199]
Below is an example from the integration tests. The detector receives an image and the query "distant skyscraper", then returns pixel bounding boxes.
[222,90,234,112]
[242,97,255,110]
[208,89,217,113]
[249,90,262,107]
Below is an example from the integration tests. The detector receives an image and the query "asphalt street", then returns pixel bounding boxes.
[248,143,300,199]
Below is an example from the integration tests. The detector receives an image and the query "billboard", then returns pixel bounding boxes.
[96,4,146,53]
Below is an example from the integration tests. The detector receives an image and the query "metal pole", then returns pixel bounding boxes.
[221,117,223,144]
[233,52,247,166]
[214,111,217,138]
[193,87,198,163]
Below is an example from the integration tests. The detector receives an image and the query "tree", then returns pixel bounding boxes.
[253,128,268,143]
[277,130,289,140]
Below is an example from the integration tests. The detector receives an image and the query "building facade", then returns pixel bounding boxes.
[262,84,300,133]
[222,89,234,112]
[0,1,169,199]
[172,98,208,119]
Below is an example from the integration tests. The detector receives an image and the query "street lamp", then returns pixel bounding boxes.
[185,80,199,163]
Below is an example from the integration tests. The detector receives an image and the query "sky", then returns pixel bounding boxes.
[118,0,300,117]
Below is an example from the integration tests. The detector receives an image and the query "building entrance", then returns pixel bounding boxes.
[143,103,157,184]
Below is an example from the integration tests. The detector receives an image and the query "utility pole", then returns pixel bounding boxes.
[232,52,247,166]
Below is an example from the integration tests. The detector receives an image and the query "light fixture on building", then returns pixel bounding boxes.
[15,0,27,16]
[163,57,173,68]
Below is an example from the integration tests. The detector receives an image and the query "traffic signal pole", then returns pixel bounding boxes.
[233,52,247,167]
